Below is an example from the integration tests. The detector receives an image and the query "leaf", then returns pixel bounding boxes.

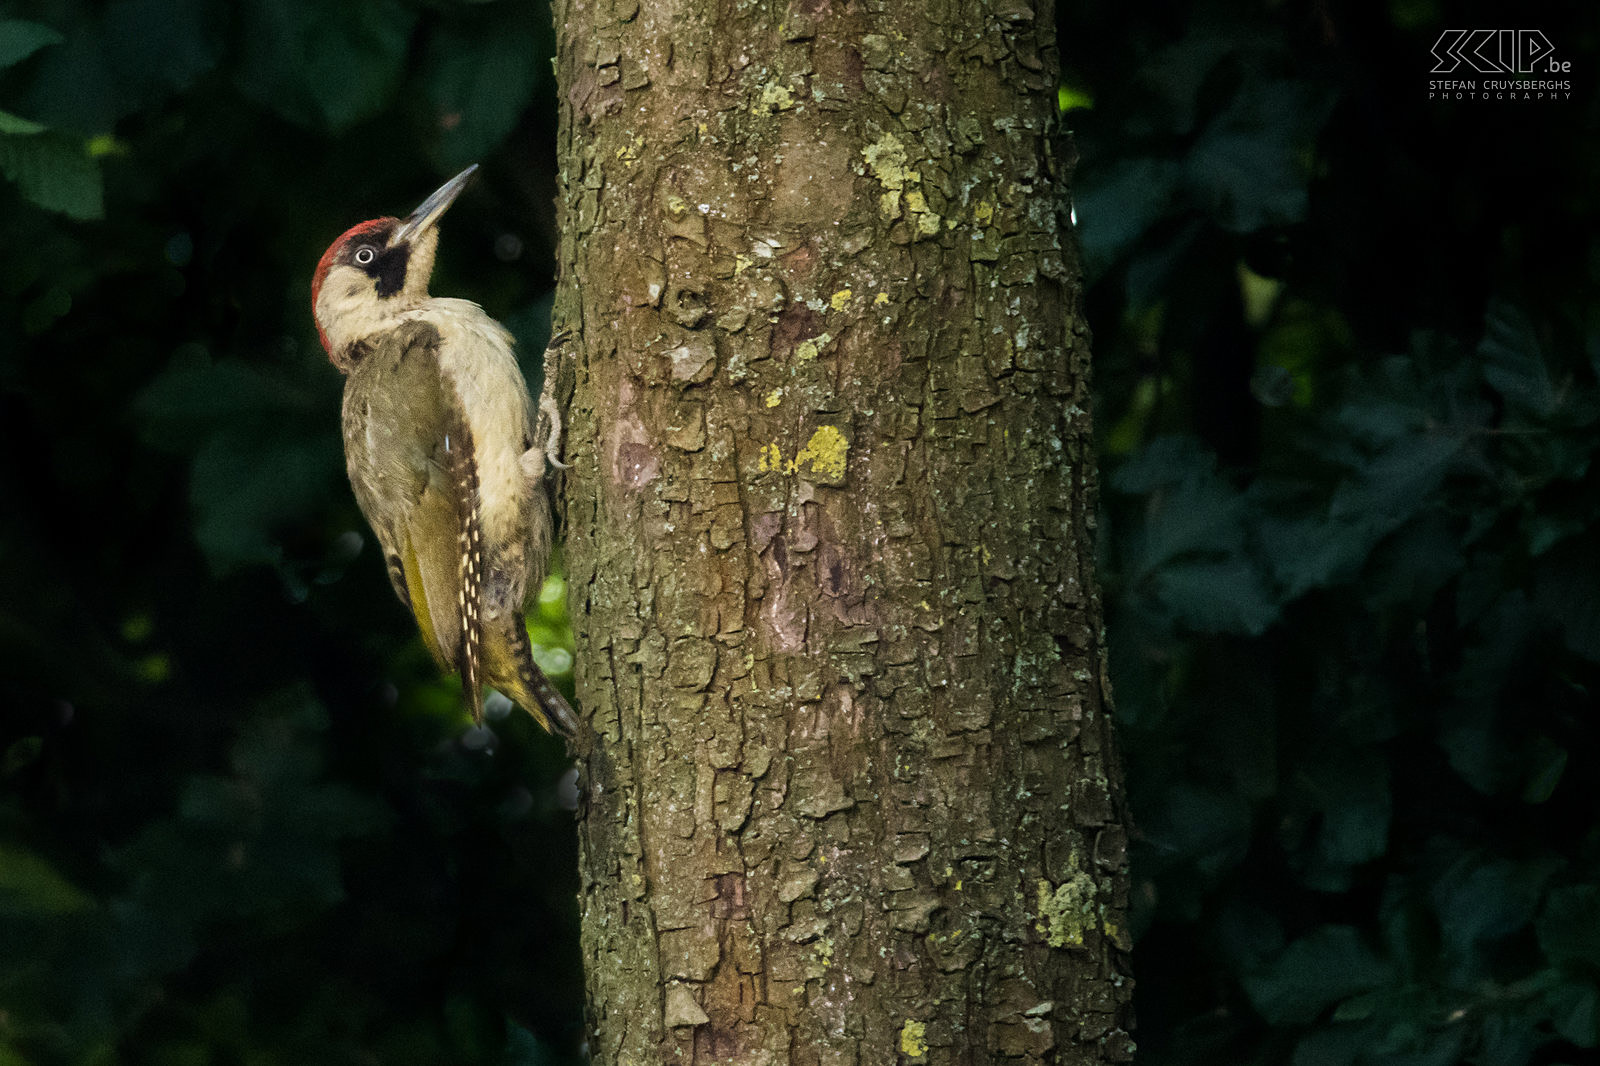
[1520,737,1568,805]
[1476,1010,1543,1066]
[15,23,121,131]
[1073,156,1181,278]
[134,351,311,447]
[422,4,545,170]
[0,19,63,69]
[1155,558,1280,635]
[0,844,93,914]
[135,356,345,574]
[0,109,46,135]
[1110,434,1218,494]
[1545,979,1600,1047]
[1136,33,1249,135]
[101,0,223,100]
[1213,901,1286,976]
[190,426,343,573]
[1259,513,1373,601]
[1121,219,1202,309]
[1537,885,1600,969]
[1362,511,1465,612]
[1145,784,1253,877]
[1251,363,1296,407]
[2,736,43,776]
[1329,432,1463,528]
[1244,925,1393,1025]
[0,129,103,218]
[502,1023,559,1066]
[1479,301,1558,419]
[112,692,388,924]
[1305,752,1392,868]
[1114,436,1247,574]
[1432,855,1560,962]
[1335,397,1429,450]
[1184,78,1336,233]
[1289,1023,1370,1066]
[1439,595,1534,794]
[234,0,417,132]
[1532,540,1600,663]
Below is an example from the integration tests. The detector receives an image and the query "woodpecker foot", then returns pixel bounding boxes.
[539,392,567,471]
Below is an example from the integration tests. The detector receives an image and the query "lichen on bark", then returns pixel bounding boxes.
[551,0,1133,1062]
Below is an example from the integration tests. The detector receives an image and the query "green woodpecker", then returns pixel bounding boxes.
[312,165,576,737]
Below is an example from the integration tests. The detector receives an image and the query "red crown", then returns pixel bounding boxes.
[311,217,394,354]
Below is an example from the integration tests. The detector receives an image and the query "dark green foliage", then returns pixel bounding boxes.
[0,1,580,1063]
[1067,2,1600,1063]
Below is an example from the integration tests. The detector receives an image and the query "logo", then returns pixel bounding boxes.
[1428,29,1574,101]
[1430,30,1568,74]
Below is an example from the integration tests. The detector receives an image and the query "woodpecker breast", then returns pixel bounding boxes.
[402,298,537,566]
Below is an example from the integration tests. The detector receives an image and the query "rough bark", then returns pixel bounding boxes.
[551,1,1132,1063]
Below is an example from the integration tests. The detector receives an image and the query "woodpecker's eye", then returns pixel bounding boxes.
[354,245,377,265]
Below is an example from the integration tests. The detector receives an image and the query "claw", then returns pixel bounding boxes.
[538,392,566,470]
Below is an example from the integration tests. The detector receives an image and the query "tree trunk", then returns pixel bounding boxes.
[551,2,1132,1063]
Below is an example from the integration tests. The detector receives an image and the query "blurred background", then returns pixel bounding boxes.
[0,1,1596,1064]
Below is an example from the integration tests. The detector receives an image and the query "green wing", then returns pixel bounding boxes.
[340,320,485,723]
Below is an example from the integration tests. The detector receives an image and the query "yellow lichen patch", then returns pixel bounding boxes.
[900,1020,928,1058]
[788,425,849,482]
[765,388,783,408]
[904,189,940,236]
[862,132,915,190]
[757,80,796,113]
[1036,871,1098,949]
[615,133,645,165]
[794,331,831,362]
[829,288,853,311]
[973,199,995,225]
[862,132,919,223]
[757,442,782,473]
[862,132,941,234]
[874,292,890,306]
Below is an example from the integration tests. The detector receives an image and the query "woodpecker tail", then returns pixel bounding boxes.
[489,612,578,737]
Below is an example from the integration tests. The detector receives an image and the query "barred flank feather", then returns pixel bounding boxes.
[504,613,578,737]
[446,419,485,726]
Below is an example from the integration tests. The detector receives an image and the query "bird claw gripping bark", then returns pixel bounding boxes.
[528,330,571,477]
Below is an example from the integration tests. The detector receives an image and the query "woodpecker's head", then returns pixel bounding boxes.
[312,164,478,370]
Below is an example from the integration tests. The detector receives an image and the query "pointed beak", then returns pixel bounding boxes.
[392,164,478,245]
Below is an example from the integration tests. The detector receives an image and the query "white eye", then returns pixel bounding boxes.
[354,245,377,265]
